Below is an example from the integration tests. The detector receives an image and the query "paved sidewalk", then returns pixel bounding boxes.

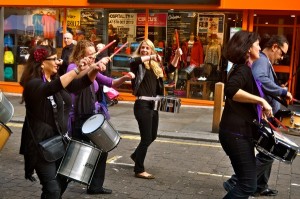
[2,92,300,199]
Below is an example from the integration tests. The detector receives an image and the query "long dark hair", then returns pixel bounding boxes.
[19,45,56,102]
[223,30,260,64]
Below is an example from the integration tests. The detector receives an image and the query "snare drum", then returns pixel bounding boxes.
[281,112,300,135]
[0,123,13,152]
[154,96,181,113]
[57,139,101,185]
[0,91,14,124]
[81,114,120,152]
[255,126,299,164]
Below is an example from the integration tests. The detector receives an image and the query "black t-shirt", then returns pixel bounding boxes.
[136,69,158,97]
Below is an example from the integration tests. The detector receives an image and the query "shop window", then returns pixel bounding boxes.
[111,54,131,72]
[254,14,295,25]
[3,7,62,82]
[297,16,300,24]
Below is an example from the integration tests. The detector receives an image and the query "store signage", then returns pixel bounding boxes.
[109,13,137,43]
[88,0,220,5]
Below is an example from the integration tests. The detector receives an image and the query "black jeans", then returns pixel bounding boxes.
[219,130,257,199]
[255,152,274,191]
[35,157,68,199]
[132,100,158,174]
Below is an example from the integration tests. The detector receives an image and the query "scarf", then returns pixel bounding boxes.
[144,60,164,79]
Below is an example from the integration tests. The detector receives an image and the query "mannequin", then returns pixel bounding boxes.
[204,34,221,69]
[204,34,221,99]
[168,33,183,87]
[184,33,204,80]
[186,33,195,64]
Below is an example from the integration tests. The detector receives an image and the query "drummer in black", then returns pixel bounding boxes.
[129,39,182,179]
[219,30,273,198]
[19,44,104,199]
[224,34,293,197]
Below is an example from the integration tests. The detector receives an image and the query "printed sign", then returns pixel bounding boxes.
[109,13,137,42]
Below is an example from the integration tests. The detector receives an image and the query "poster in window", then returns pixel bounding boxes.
[109,13,137,43]
[80,10,104,41]
[197,13,225,46]
[136,13,167,43]
[167,12,197,47]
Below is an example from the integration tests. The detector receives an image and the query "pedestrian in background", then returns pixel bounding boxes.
[57,32,75,76]
[129,39,182,179]
[219,30,272,198]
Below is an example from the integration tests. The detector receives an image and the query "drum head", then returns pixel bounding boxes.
[0,92,14,124]
[82,114,105,134]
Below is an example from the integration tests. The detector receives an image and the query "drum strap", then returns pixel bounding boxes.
[137,96,160,101]
[47,95,70,142]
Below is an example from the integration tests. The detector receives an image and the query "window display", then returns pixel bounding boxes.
[2,7,244,101]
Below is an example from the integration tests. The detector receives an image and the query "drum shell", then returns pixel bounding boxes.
[256,128,299,164]
[57,139,101,185]
[154,96,181,113]
[0,123,13,152]
[0,92,14,124]
[281,112,300,133]
[82,114,120,152]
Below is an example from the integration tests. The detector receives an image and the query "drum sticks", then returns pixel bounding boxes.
[292,98,300,104]
[109,42,129,59]
[93,40,117,58]
[175,29,181,61]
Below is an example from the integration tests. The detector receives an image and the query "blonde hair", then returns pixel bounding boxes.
[133,39,163,78]
[133,39,156,57]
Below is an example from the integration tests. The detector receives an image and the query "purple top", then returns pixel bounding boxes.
[67,63,113,92]
[66,63,114,134]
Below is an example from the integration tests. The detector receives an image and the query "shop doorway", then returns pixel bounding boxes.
[293,28,300,100]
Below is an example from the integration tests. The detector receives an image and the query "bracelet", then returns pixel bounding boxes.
[73,67,80,75]
[149,55,152,61]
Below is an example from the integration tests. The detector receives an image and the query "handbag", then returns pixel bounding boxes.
[103,85,119,100]
[38,135,65,162]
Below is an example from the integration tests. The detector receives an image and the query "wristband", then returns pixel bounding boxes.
[73,67,80,75]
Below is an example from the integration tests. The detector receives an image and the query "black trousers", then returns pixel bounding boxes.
[219,130,257,199]
[132,100,158,174]
[35,157,68,199]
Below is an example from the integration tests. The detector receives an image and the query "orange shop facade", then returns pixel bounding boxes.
[1,0,300,106]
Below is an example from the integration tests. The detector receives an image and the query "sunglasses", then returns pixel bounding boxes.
[45,57,58,61]
[278,46,287,58]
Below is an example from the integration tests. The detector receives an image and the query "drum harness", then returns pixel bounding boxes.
[137,96,160,101]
